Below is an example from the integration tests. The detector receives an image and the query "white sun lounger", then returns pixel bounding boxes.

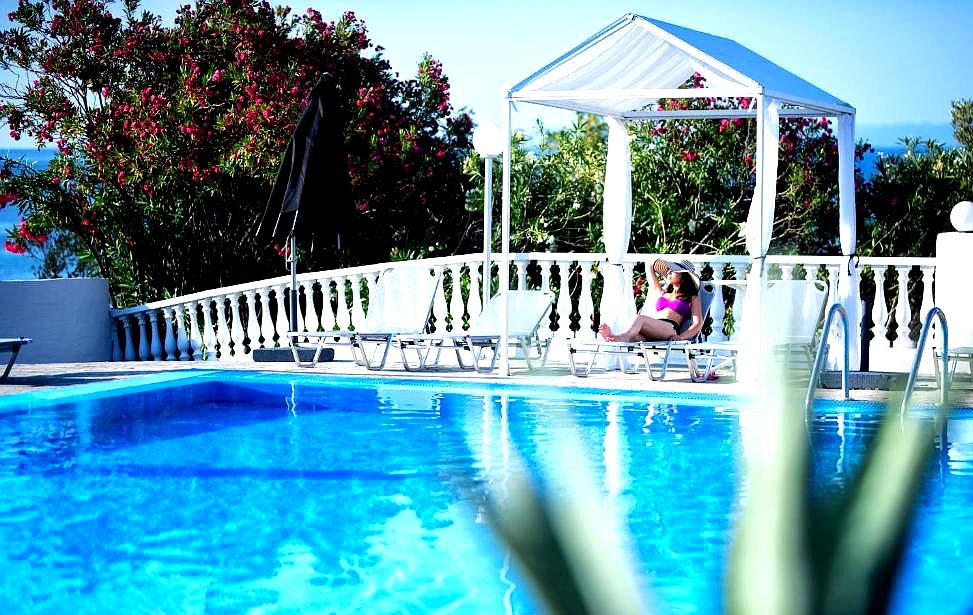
[288,266,441,369]
[394,290,555,372]
[567,282,716,380]
[1,337,31,380]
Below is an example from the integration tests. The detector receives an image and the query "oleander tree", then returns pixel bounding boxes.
[0,0,475,306]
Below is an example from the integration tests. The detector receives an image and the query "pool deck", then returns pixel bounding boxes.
[2,355,969,407]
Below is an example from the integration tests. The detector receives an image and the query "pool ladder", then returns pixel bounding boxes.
[804,306,952,416]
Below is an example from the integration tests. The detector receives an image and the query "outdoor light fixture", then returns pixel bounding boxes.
[471,122,505,309]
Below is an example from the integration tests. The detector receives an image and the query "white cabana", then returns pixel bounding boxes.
[497,13,859,375]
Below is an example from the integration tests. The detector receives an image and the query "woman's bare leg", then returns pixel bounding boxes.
[599,316,677,342]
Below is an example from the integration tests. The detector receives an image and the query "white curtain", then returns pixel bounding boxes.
[598,117,636,366]
[738,96,780,381]
[834,113,861,370]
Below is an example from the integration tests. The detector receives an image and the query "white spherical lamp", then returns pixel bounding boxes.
[951,201,973,232]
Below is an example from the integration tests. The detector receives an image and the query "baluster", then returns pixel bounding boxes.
[228,294,246,359]
[871,266,889,347]
[448,264,464,332]
[895,266,912,348]
[257,287,276,346]
[538,260,553,293]
[293,282,306,335]
[174,305,191,360]
[825,266,839,306]
[214,296,232,360]
[350,275,366,330]
[320,279,338,331]
[110,320,122,362]
[272,284,289,339]
[121,316,136,361]
[244,290,262,350]
[920,265,936,340]
[145,311,161,360]
[428,265,447,332]
[201,299,218,360]
[780,263,794,281]
[162,308,177,360]
[188,302,204,360]
[136,313,151,361]
[578,262,596,339]
[467,263,482,324]
[709,265,727,341]
[555,260,574,339]
[334,277,351,331]
[515,261,528,290]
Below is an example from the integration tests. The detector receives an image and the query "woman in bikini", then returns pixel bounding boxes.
[598,259,703,343]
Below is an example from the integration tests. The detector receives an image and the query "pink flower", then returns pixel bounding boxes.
[0,192,17,207]
[719,119,730,132]
[4,240,26,254]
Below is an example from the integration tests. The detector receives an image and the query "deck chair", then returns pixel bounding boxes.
[395,290,555,372]
[288,266,441,369]
[691,279,829,379]
[567,282,716,379]
[1,337,31,381]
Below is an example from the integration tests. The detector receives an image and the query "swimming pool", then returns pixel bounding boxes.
[1,371,972,614]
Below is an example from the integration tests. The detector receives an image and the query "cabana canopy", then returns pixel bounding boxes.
[497,13,860,375]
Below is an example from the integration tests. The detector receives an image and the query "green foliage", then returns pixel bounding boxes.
[951,99,973,150]
[0,0,475,306]
[858,138,967,256]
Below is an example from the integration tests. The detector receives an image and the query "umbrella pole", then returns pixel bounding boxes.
[288,230,298,342]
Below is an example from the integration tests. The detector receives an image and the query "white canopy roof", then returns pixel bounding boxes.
[496,13,861,374]
[509,13,855,119]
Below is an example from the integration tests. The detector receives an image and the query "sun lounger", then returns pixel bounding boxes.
[394,290,555,372]
[568,282,716,379]
[288,266,441,369]
[1,337,31,380]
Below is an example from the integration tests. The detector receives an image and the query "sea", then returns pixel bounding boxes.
[0,143,910,281]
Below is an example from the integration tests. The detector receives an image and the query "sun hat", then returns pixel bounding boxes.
[652,258,700,286]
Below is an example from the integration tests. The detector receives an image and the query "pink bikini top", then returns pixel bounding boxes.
[655,294,692,318]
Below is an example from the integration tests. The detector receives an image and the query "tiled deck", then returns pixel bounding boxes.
[2,356,968,407]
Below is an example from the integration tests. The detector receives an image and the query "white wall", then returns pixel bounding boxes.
[0,278,112,363]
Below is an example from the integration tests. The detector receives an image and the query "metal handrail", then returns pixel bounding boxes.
[805,303,850,413]
[901,307,950,415]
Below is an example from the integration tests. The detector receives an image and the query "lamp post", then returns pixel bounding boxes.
[471,122,505,310]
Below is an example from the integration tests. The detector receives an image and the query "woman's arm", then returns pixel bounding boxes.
[675,295,704,341]
[649,261,665,295]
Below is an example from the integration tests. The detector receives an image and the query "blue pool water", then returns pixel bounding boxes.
[1,371,972,614]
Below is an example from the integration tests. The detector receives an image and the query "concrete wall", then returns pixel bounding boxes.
[0,278,112,363]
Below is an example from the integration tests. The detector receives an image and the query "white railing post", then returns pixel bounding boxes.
[201,299,218,360]
[515,261,528,290]
[272,284,289,340]
[555,259,574,340]
[467,262,482,323]
[122,316,136,361]
[578,261,595,339]
[257,287,275,346]
[334,277,351,331]
[432,265,449,332]
[162,307,177,360]
[709,265,727,341]
[147,311,162,360]
[350,275,366,330]
[871,266,889,348]
[214,296,232,360]
[111,321,123,362]
[292,282,306,336]
[174,305,191,360]
[920,265,935,336]
[244,289,262,351]
[895,266,912,348]
[448,263,464,332]
[188,302,204,360]
[228,294,246,359]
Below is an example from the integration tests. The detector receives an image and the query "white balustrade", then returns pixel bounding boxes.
[107,252,936,370]
[432,265,448,332]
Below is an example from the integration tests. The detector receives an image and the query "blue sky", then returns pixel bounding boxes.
[2,0,971,147]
